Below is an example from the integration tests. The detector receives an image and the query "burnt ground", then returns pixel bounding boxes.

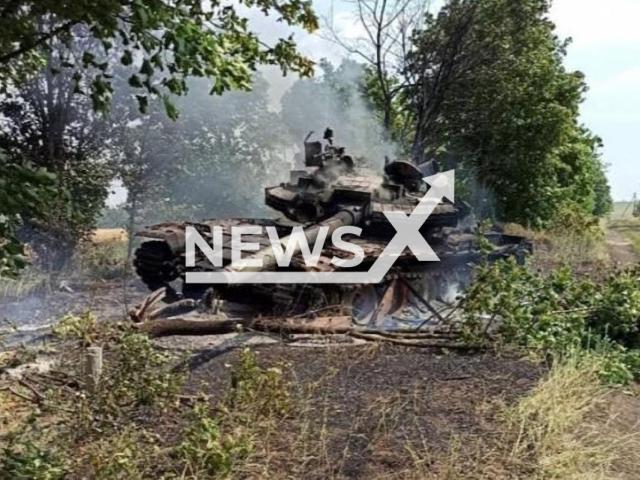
[181,345,544,478]
[0,278,146,349]
[2,226,639,477]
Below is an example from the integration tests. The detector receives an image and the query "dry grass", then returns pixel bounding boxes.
[608,217,640,255]
[0,271,50,301]
[76,238,129,279]
[405,353,640,480]
[2,342,639,479]
[504,222,610,276]
[88,228,128,244]
[506,354,623,479]
[229,349,640,479]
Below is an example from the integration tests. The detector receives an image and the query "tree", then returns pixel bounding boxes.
[0,42,113,269]
[323,0,426,137]
[110,104,179,255]
[402,0,612,225]
[0,152,56,277]
[0,0,319,275]
[0,0,318,116]
[166,74,292,218]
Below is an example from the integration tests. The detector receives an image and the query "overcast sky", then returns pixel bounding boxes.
[260,0,639,201]
[550,0,640,201]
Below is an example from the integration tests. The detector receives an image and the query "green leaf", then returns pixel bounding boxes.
[121,50,133,66]
[163,95,179,120]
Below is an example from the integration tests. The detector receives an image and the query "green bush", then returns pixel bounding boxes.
[1,442,64,480]
[227,349,292,421]
[177,402,253,478]
[463,259,640,383]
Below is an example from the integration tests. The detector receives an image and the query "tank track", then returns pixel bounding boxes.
[133,241,180,291]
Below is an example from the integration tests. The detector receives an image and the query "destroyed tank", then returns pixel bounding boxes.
[134,128,530,326]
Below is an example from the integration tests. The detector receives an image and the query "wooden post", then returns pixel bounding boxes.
[85,346,103,393]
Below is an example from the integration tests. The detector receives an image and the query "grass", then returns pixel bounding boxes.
[75,238,129,280]
[0,270,50,301]
[506,353,619,479]
[0,230,129,303]
[407,352,640,479]
[2,302,640,479]
[2,339,639,479]
[503,222,610,276]
[611,202,637,220]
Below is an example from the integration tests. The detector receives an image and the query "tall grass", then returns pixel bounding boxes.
[407,352,640,479]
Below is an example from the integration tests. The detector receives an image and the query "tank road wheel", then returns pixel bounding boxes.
[342,285,380,326]
[133,241,179,291]
[407,274,437,303]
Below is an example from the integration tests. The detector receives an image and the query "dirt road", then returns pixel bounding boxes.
[606,225,640,266]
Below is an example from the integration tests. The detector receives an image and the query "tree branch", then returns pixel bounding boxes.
[0,20,77,65]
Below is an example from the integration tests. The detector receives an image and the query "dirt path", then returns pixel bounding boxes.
[606,226,640,266]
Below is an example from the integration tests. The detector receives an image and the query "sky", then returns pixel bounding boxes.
[260,0,640,201]
[550,0,640,201]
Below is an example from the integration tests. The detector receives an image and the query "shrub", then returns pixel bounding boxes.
[1,442,65,480]
[227,349,292,421]
[52,311,107,345]
[463,259,640,383]
[76,240,128,280]
[177,402,253,478]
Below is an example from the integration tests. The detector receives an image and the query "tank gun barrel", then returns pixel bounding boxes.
[226,208,363,274]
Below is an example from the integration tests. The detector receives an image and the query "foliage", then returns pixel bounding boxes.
[177,402,253,478]
[177,349,291,477]
[111,331,182,405]
[0,42,113,270]
[505,351,623,479]
[463,259,640,383]
[53,314,182,417]
[323,0,425,134]
[399,0,612,226]
[0,0,317,117]
[52,311,105,346]
[177,74,291,217]
[0,442,64,480]
[0,152,56,278]
[0,0,319,276]
[227,349,292,420]
[83,428,147,479]
[76,238,128,280]
[97,205,128,229]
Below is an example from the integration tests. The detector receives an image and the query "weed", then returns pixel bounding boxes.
[0,272,50,301]
[505,352,640,479]
[0,441,65,480]
[73,329,183,434]
[227,348,292,421]
[504,220,609,274]
[177,402,253,478]
[52,311,109,345]
[83,427,150,479]
[76,239,128,280]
